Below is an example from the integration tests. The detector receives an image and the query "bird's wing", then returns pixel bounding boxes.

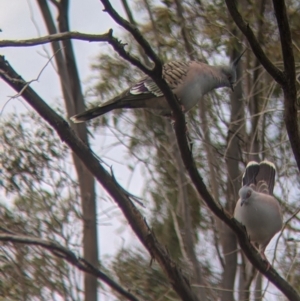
[102,61,191,106]
[255,161,276,195]
[162,61,190,89]
[130,76,164,97]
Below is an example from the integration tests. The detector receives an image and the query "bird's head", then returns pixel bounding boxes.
[220,66,237,91]
[220,50,246,91]
[239,186,253,206]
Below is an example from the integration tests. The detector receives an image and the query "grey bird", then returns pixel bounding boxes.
[234,160,283,268]
[71,52,245,123]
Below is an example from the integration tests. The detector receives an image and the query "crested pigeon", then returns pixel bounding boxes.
[71,52,245,123]
[234,160,283,268]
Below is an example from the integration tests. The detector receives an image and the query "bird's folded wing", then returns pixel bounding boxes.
[130,77,163,97]
[101,61,190,107]
[131,61,190,96]
[162,61,190,89]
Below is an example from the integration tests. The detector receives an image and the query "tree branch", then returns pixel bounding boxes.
[120,0,152,66]
[0,233,140,301]
[0,28,153,86]
[272,0,296,82]
[100,0,161,66]
[271,0,300,172]
[0,31,112,47]
[224,0,285,85]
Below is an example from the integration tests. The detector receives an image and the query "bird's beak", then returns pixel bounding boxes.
[241,199,245,206]
[230,83,234,92]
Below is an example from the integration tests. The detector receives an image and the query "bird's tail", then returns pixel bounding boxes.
[256,160,276,194]
[242,160,276,194]
[70,103,116,123]
[242,161,259,186]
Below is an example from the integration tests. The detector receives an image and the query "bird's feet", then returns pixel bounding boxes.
[250,243,272,271]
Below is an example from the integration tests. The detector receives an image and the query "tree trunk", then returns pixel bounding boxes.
[221,45,245,301]
[37,1,98,300]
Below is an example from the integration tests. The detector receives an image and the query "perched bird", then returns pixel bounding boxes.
[234,160,283,268]
[71,52,245,123]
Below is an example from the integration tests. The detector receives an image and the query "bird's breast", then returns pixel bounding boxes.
[234,197,282,245]
[175,77,205,112]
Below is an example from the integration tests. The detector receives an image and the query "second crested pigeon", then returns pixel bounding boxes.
[71,52,245,123]
[234,160,283,268]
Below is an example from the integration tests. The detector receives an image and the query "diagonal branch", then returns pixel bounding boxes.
[0,233,140,301]
[100,0,160,66]
[224,0,285,85]
[272,0,296,83]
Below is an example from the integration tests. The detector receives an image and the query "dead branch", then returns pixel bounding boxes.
[0,31,111,47]
[0,233,140,301]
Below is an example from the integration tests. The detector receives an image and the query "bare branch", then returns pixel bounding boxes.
[0,24,153,81]
[0,233,140,301]
[120,0,152,66]
[100,0,161,66]
[0,31,112,47]
[271,0,300,172]
[272,0,296,84]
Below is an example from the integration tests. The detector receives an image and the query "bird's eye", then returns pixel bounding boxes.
[246,190,251,198]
